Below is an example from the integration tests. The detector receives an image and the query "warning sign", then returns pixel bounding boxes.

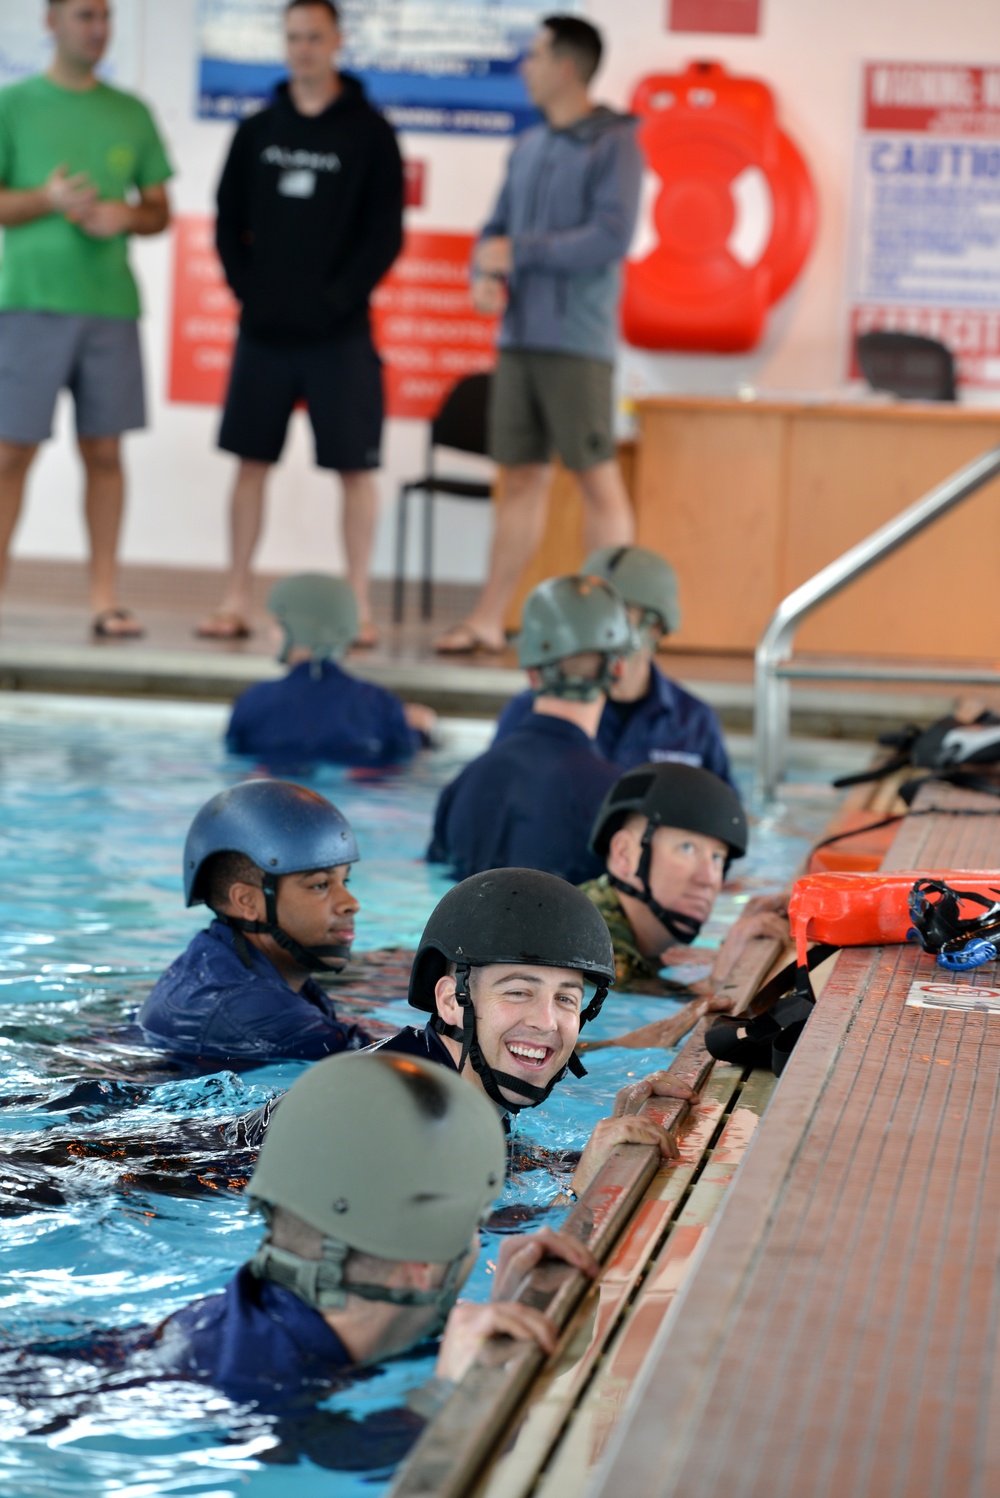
[370,230,498,419]
[168,215,240,406]
[847,62,1000,389]
[167,219,498,420]
[907,980,1000,1014]
[668,0,761,34]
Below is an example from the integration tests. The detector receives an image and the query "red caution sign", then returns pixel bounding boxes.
[168,216,239,406]
[370,229,498,419]
[168,219,497,419]
[623,60,816,353]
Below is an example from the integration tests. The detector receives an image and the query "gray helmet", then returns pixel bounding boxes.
[184,780,359,970]
[590,762,747,946]
[517,575,634,701]
[583,545,681,637]
[268,573,359,664]
[247,1051,505,1317]
[409,868,615,1113]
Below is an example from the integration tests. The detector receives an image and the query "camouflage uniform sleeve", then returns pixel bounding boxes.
[579,876,658,990]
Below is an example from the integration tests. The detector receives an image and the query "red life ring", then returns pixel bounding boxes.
[623,61,817,353]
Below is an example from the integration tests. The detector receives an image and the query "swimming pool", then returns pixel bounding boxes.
[0,694,866,1497]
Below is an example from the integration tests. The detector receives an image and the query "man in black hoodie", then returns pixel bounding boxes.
[199,0,403,647]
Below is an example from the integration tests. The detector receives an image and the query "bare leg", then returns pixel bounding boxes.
[0,440,38,596]
[436,462,552,652]
[575,459,635,552]
[198,459,269,636]
[340,469,379,644]
[78,435,143,634]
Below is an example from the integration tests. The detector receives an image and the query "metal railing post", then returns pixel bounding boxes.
[753,444,1000,805]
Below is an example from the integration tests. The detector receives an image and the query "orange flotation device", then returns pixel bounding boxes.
[623,60,816,353]
[788,871,1000,967]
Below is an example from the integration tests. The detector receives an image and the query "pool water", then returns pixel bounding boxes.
[0,695,863,1498]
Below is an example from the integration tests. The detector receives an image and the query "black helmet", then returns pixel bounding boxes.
[184,779,359,972]
[590,763,747,946]
[409,869,615,1113]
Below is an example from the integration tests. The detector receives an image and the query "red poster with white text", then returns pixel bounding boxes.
[168,219,498,419]
[370,230,498,419]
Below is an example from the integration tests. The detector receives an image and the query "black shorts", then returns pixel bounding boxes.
[218,329,383,471]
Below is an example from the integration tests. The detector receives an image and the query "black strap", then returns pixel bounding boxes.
[608,817,703,946]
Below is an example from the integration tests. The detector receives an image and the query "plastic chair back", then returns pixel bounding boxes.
[856,330,956,401]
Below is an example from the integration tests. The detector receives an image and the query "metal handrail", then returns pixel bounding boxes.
[754,444,1000,803]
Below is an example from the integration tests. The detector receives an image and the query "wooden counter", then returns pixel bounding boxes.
[505,397,1000,660]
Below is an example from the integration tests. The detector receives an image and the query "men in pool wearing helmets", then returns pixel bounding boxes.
[428,574,632,885]
[148,1050,596,1405]
[495,545,733,786]
[225,573,436,767]
[583,761,788,993]
[139,779,371,1062]
[376,867,695,1199]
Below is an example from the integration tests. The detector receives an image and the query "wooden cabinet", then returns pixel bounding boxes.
[504,398,1000,660]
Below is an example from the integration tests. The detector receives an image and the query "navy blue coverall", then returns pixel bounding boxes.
[138,920,369,1063]
[493,663,733,787]
[427,715,618,886]
[226,660,421,768]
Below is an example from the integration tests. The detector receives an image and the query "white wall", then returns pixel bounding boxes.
[10,0,1000,581]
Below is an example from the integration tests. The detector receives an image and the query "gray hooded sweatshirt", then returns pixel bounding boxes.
[481,106,642,364]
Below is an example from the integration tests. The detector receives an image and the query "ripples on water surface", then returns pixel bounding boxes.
[0,695,862,1496]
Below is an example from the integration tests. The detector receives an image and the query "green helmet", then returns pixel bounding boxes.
[583,545,681,638]
[409,868,615,1113]
[268,573,359,664]
[247,1051,505,1315]
[517,575,634,701]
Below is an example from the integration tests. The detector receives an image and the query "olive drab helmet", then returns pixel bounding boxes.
[247,1052,505,1323]
[268,572,359,665]
[590,762,748,945]
[517,575,634,701]
[583,545,682,645]
[409,868,616,1112]
[184,779,359,971]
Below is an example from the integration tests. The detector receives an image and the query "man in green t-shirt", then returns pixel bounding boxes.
[0,0,172,637]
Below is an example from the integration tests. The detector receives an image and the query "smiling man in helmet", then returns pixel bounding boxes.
[428,574,633,886]
[375,867,698,1199]
[494,545,733,786]
[584,761,788,994]
[139,779,371,1062]
[147,1051,596,1406]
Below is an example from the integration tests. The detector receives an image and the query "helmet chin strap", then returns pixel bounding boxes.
[535,654,623,704]
[608,818,704,946]
[223,873,351,973]
[249,1217,467,1344]
[431,964,609,1113]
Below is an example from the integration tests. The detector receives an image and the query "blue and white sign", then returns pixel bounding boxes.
[848,62,1000,389]
[197,0,580,134]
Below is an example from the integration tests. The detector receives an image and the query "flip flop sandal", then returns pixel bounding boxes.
[195,611,252,640]
[92,608,145,639]
[433,622,506,656]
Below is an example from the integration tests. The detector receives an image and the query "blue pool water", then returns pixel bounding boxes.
[0,696,861,1497]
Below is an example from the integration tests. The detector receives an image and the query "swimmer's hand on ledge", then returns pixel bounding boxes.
[560,1086,687,1200]
[707,896,790,990]
[403,702,438,742]
[434,1300,558,1382]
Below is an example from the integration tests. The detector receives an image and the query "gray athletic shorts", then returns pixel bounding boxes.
[488,348,615,471]
[0,311,146,445]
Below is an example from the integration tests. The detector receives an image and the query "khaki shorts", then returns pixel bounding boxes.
[488,349,615,471]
